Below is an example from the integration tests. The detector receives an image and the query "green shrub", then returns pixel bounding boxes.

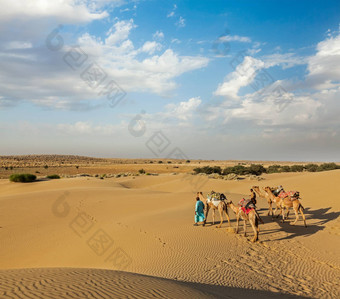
[248,164,266,175]
[223,165,247,175]
[266,165,281,173]
[290,165,304,172]
[138,169,146,174]
[44,165,48,169]
[9,174,36,183]
[280,166,291,172]
[194,166,222,175]
[305,163,318,172]
[317,163,339,171]
[158,161,163,163]
[47,174,60,179]
[186,160,190,163]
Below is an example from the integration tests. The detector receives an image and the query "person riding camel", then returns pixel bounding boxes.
[246,188,264,224]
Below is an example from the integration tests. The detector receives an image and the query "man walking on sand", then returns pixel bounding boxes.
[194,196,205,226]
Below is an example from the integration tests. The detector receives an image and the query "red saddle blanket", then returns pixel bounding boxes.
[241,207,253,214]
[278,191,299,198]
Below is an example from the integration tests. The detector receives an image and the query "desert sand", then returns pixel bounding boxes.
[0,168,339,298]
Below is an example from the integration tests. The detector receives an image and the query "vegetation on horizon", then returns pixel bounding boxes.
[193,163,340,176]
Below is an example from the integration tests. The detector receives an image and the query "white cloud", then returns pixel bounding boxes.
[209,32,340,141]
[214,56,264,99]
[263,53,307,69]
[0,16,209,108]
[58,121,118,135]
[171,38,181,44]
[4,41,33,50]
[0,0,109,23]
[167,4,177,18]
[220,35,251,43]
[105,19,136,45]
[176,16,186,28]
[140,41,162,54]
[153,30,164,40]
[165,97,202,120]
[306,34,340,90]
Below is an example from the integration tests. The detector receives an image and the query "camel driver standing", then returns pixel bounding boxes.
[194,196,205,226]
[248,188,264,224]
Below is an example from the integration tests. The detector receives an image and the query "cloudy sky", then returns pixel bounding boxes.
[0,0,339,161]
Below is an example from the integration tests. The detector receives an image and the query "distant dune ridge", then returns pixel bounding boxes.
[0,159,339,298]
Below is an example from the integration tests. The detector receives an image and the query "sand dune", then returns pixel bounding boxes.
[0,170,339,298]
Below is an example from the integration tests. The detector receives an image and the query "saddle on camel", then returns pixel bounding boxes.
[238,198,256,214]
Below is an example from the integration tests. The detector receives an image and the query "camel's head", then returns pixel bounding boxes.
[252,186,259,189]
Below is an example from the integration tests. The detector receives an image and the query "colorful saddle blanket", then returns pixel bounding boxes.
[238,198,255,210]
[241,207,253,214]
[278,191,299,199]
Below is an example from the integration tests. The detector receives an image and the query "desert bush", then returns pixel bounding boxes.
[9,174,36,183]
[186,160,190,163]
[44,165,48,169]
[266,165,281,173]
[317,163,339,171]
[280,166,291,172]
[223,165,247,175]
[304,163,318,172]
[248,164,266,175]
[47,174,60,179]
[138,169,146,174]
[194,166,222,175]
[290,165,304,172]
[158,161,163,163]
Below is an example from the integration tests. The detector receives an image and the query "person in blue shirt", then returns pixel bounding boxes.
[194,196,205,226]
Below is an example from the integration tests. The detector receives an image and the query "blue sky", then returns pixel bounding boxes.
[0,0,339,161]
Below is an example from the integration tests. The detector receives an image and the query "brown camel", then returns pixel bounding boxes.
[264,187,307,227]
[197,192,231,228]
[227,201,260,242]
[252,186,274,216]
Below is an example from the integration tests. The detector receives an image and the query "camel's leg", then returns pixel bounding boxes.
[235,214,240,234]
[223,205,231,227]
[299,205,307,227]
[212,208,215,225]
[243,218,247,237]
[217,207,223,228]
[273,205,279,217]
[292,205,299,225]
[204,206,210,225]
[281,206,286,223]
[267,201,272,216]
[250,215,258,242]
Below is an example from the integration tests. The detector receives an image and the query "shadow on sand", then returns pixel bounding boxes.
[261,207,340,241]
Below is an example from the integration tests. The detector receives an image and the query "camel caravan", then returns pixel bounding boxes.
[195,185,306,243]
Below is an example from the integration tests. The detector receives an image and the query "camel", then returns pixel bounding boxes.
[264,187,307,227]
[252,186,274,216]
[227,201,260,242]
[197,192,231,228]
